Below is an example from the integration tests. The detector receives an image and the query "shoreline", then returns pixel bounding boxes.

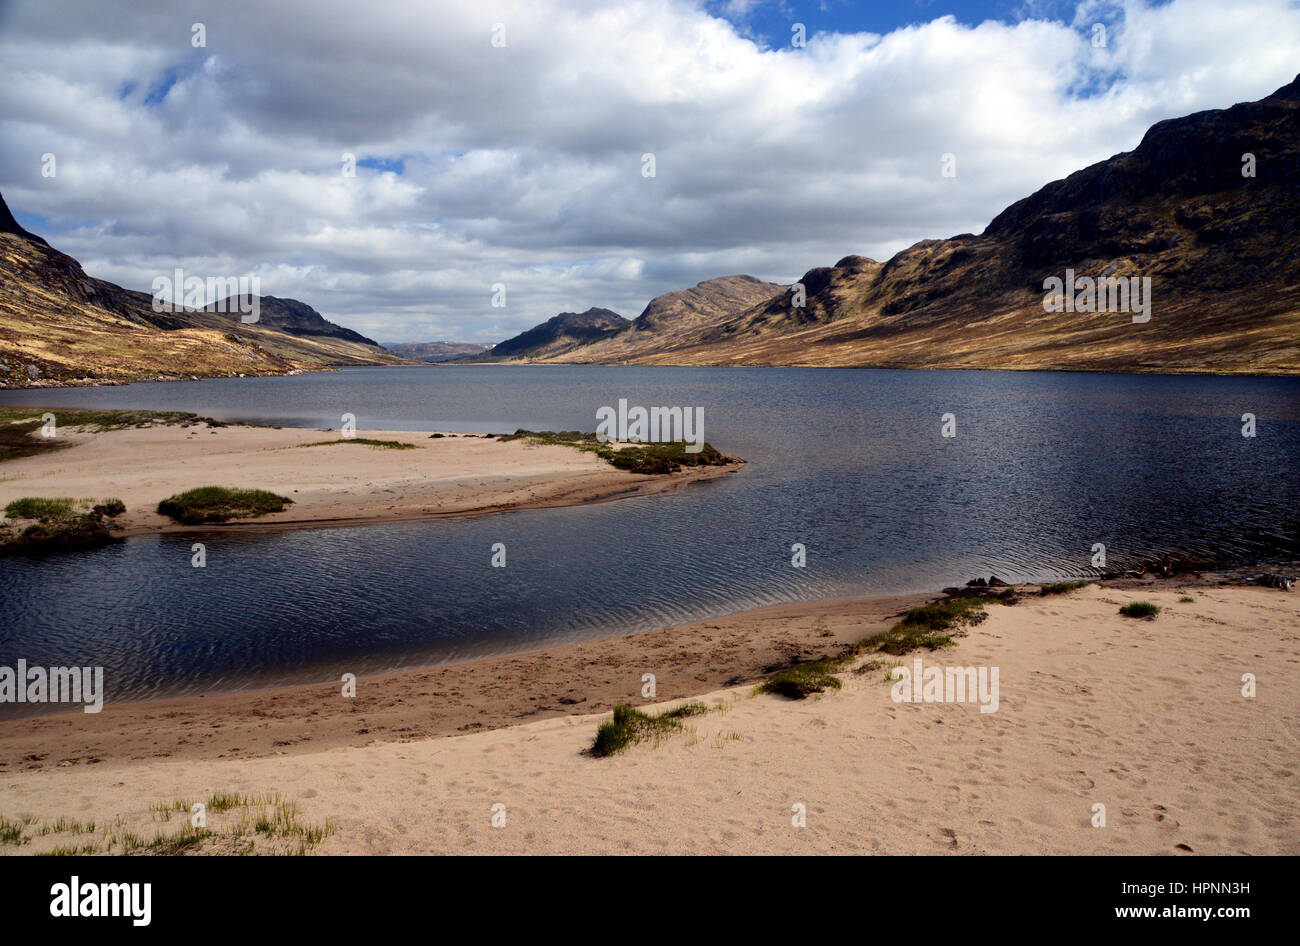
[0,592,933,770]
[0,568,1290,769]
[4,361,1300,390]
[0,420,742,543]
[0,577,1295,854]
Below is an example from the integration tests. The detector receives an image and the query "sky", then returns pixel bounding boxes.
[1,0,1297,345]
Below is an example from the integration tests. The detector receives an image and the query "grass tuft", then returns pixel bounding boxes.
[1040,580,1091,596]
[4,497,76,521]
[0,815,32,845]
[755,594,996,700]
[756,659,845,699]
[499,429,735,475]
[157,487,293,524]
[871,597,990,655]
[592,702,708,756]
[1119,601,1161,619]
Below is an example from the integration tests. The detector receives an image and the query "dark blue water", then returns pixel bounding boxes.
[1,366,1297,713]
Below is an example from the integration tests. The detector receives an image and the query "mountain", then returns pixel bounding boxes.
[472,276,784,364]
[0,191,47,246]
[629,275,786,335]
[538,275,785,363]
[382,341,490,362]
[205,295,379,346]
[0,193,408,387]
[522,76,1300,373]
[483,307,629,361]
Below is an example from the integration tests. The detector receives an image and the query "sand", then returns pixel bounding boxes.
[1,582,1296,855]
[0,423,739,536]
[0,595,928,771]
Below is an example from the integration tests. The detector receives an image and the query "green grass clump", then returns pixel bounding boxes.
[0,815,32,845]
[0,407,230,432]
[207,791,280,812]
[5,496,125,523]
[753,595,996,702]
[4,497,76,521]
[0,408,238,465]
[1119,601,1161,619]
[157,486,293,524]
[873,597,990,655]
[500,429,735,475]
[756,658,846,699]
[1178,596,1195,603]
[592,702,708,757]
[36,816,95,836]
[247,800,336,851]
[1040,580,1091,596]
[1,500,120,557]
[606,441,731,475]
[299,438,416,450]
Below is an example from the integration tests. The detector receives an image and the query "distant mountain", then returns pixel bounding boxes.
[631,275,786,334]
[473,277,784,364]
[205,295,379,346]
[483,307,629,361]
[383,341,490,362]
[521,76,1300,373]
[0,193,408,387]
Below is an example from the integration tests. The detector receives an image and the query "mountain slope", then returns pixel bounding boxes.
[0,199,408,387]
[539,275,785,363]
[529,75,1300,373]
[483,307,629,361]
[205,295,379,346]
[474,276,784,364]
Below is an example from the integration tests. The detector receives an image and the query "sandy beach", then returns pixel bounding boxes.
[0,422,740,536]
[1,581,1295,855]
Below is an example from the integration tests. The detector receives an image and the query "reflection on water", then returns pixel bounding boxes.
[1,365,1297,712]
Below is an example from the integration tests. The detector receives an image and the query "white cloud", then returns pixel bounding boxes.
[1,0,1297,342]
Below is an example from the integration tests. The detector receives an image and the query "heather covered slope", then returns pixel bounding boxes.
[205,294,380,347]
[0,202,408,387]
[526,76,1300,373]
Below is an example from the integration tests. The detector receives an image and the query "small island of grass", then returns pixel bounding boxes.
[499,429,735,475]
[0,496,127,557]
[156,487,294,524]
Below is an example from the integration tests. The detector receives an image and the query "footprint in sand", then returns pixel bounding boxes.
[1152,804,1180,829]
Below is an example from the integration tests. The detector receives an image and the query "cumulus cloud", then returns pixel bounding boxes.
[1,0,1297,342]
